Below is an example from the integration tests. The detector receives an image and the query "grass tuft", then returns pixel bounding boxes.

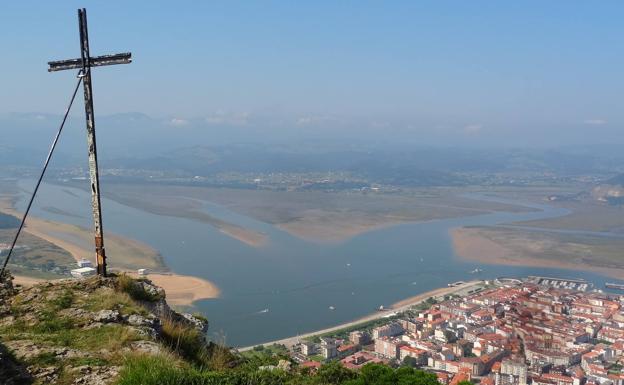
[29,351,59,366]
[160,317,206,362]
[49,288,74,310]
[115,274,162,302]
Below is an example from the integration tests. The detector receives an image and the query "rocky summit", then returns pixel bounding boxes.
[0,272,211,385]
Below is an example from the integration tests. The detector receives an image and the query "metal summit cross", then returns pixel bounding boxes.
[48,8,132,277]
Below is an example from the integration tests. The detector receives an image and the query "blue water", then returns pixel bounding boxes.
[14,180,622,347]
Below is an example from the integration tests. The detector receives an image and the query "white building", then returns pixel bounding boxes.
[301,342,317,356]
[496,358,528,385]
[320,337,338,359]
[71,267,96,279]
[77,259,93,268]
[372,322,404,339]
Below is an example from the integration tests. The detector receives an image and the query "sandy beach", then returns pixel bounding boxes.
[12,275,46,287]
[451,227,624,280]
[0,197,221,304]
[128,272,220,306]
[238,280,482,351]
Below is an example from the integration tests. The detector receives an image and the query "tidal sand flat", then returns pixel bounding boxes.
[96,188,268,248]
[451,226,624,279]
[2,194,164,270]
[93,183,534,243]
[514,200,624,233]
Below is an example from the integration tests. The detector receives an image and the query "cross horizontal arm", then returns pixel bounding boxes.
[48,52,132,72]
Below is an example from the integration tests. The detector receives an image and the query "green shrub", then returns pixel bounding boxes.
[117,354,292,385]
[30,351,59,366]
[50,288,74,310]
[115,274,161,302]
[117,354,202,385]
[192,312,209,323]
[161,317,206,363]
[33,312,74,334]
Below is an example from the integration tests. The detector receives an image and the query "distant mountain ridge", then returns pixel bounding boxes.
[607,174,624,185]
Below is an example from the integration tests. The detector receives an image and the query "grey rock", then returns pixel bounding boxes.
[93,309,120,323]
[29,366,59,383]
[128,340,162,355]
[181,313,209,334]
[83,322,104,330]
[126,314,157,328]
[71,365,120,385]
[139,281,165,298]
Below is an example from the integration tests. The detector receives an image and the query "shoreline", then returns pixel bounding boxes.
[0,197,221,305]
[127,272,220,306]
[451,227,624,280]
[238,280,482,351]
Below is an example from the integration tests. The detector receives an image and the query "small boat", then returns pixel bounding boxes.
[605,283,624,291]
[329,306,335,310]
[346,263,351,267]
[377,305,385,311]
[469,268,483,274]
[258,308,269,314]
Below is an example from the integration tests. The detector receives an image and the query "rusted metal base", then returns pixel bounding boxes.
[95,235,106,277]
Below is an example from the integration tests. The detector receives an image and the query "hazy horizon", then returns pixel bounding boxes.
[1,1,623,148]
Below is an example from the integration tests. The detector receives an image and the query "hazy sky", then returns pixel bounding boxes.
[1,1,622,146]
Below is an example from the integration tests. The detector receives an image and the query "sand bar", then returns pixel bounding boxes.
[1,197,221,304]
[128,272,220,306]
[451,226,624,280]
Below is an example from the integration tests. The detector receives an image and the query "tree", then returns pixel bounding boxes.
[402,356,418,368]
[344,364,441,385]
[316,361,357,384]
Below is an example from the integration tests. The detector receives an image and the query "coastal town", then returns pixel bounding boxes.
[253,277,624,385]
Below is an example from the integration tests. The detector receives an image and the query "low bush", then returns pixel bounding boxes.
[160,317,206,362]
[115,274,161,302]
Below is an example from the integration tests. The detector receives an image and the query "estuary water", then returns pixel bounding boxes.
[14,180,621,347]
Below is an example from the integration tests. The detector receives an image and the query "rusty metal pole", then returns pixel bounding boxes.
[47,8,131,277]
[78,8,107,276]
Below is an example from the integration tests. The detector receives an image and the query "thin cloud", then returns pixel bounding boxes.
[205,111,249,126]
[296,115,339,126]
[584,119,607,126]
[169,118,189,126]
[463,124,483,134]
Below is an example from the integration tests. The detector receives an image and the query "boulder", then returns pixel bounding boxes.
[92,310,120,323]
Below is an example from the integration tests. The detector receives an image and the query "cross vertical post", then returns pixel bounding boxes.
[48,8,132,277]
[78,9,107,277]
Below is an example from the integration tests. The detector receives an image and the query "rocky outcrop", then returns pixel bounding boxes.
[0,272,209,385]
[0,270,15,316]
